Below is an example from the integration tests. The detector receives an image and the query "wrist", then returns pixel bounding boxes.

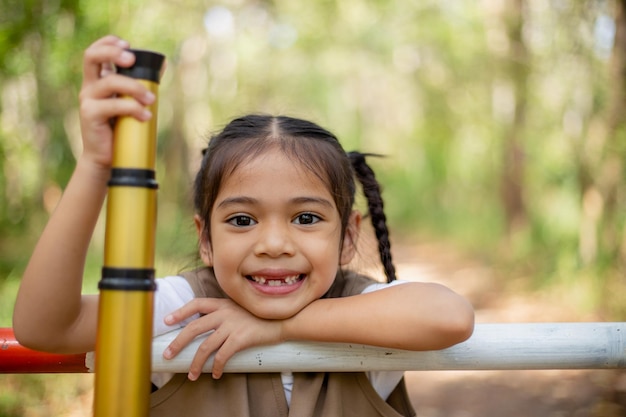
[75,155,112,185]
[279,315,293,343]
[278,299,322,343]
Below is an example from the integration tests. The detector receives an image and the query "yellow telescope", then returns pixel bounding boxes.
[94,49,165,417]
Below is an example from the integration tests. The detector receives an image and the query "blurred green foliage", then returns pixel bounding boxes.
[1,1,625,318]
[2,0,626,415]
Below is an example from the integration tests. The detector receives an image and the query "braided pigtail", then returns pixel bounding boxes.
[348,152,397,283]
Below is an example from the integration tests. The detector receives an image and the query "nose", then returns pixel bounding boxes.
[254,220,295,258]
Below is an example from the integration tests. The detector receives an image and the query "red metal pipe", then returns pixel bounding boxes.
[0,328,88,373]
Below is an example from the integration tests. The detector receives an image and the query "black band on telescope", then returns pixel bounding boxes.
[117,49,165,83]
[108,168,158,189]
[100,267,156,291]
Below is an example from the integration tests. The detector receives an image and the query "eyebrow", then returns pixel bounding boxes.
[216,196,334,209]
[290,196,335,208]
[216,196,257,209]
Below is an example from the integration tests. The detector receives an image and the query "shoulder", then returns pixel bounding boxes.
[179,267,229,298]
[153,275,196,336]
[361,279,410,294]
[326,269,411,298]
[325,270,377,298]
[152,268,228,337]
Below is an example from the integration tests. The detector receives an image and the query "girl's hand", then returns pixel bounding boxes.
[163,298,284,380]
[78,35,156,169]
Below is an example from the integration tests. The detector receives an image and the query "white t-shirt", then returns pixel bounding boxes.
[151,275,408,404]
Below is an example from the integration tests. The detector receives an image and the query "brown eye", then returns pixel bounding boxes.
[228,215,256,226]
[294,213,320,225]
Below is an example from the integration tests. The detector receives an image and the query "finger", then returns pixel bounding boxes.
[210,338,240,380]
[100,61,115,78]
[164,298,221,326]
[83,73,156,105]
[188,330,228,381]
[80,96,152,125]
[83,36,132,85]
[163,314,219,359]
[80,73,155,123]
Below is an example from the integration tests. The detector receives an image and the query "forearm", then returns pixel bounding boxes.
[281,282,474,351]
[13,157,108,352]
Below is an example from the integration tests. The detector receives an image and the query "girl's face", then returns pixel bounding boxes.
[195,147,360,320]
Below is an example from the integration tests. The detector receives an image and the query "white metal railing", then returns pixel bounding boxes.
[4,323,625,374]
[143,322,626,373]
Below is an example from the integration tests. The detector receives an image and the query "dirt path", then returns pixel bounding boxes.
[389,241,626,417]
[406,369,616,417]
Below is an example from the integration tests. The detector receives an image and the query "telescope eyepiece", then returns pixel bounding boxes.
[117,49,165,83]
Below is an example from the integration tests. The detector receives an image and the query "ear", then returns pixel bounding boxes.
[194,214,213,266]
[339,210,361,265]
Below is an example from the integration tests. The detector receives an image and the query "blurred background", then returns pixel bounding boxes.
[1,0,626,415]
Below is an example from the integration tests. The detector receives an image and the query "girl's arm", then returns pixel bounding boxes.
[164,280,474,380]
[12,35,157,353]
[281,281,474,351]
[12,159,108,353]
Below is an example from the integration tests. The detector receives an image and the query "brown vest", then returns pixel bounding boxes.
[149,268,416,417]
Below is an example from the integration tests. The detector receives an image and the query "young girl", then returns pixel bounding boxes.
[13,36,474,417]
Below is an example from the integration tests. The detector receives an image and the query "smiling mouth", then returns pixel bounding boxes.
[247,274,305,286]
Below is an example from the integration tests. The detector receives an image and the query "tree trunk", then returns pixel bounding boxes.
[500,0,529,235]
[581,0,626,267]
[599,0,626,266]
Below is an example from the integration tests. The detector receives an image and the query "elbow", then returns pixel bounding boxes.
[13,320,66,353]
[442,300,475,347]
[12,294,42,351]
[426,285,475,350]
[12,317,38,351]
[13,310,59,353]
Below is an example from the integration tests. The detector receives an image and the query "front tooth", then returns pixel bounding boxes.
[252,275,300,285]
